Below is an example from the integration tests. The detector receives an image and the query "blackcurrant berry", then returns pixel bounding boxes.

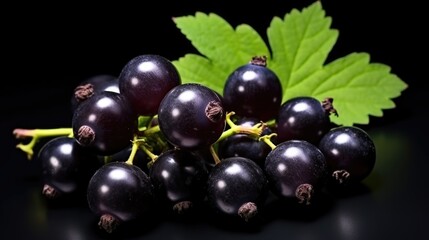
[38,136,101,200]
[118,54,181,116]
[87,162,154,233]
[223,56,282,121]
[276,96,337,145]
[72,91,137,156]
[318,126,376,185]
[149,149,208,214]
[158,83,226,149]
[264,140,328,205]
[206,156,268,222]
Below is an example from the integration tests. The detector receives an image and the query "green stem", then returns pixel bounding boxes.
[125,136,140,165]
[13,128,73,160]
[259,133,278,150]
[214,112,264,144]
[143,125,160,136]
[265,118,277,128]
[210,144,221,165]
[138,142,159,169]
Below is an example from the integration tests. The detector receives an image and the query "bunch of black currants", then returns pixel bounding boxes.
[13,54,376,234]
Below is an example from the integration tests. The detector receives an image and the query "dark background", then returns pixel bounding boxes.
[2,0,427,239]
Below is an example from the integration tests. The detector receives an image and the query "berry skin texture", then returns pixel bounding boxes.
[276,96,333,145]
[118,54,181,116]
[318,126,376,185]
[38,136,101,199]
[87,162,154,233]
[206,157,268,222]
[149,149,208,214]
[72,91,137,156]
[223,56,282,121]
[264,140,328,205]
[158,83,226,149]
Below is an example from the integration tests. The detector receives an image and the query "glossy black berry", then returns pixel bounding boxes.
[38,136,101,200]
[264,140,328,205]
[118,54,181,116]
[72,91,137,156]
[276,96,337,145]
[318,126,376,185]
[158,83,226,149]
[87,162,154,233]
[149,149,208,214]
[223,56,282,121]
[206,157,268,222]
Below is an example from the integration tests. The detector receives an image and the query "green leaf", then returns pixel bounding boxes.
[309,53,407,125]
[172,1,408,126]
[172,12,270,94]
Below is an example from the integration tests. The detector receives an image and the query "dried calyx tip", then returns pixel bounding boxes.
[322,97,338,116]
[295,183,314,205]
[250,56,267,67]
[173,200,193,214]
[42,184,59,199]
[238,202,258,222]
[332,169,350,185]
[77,125,95,146]
[99,214,120,234]
[205,101,224,123]
[74,83,94,102]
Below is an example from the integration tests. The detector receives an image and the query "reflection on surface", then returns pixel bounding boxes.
[330,184,378,240]
[365,129,411,200]
[27,187,48,233]
[335,208,359,240]
[5,182,96,240]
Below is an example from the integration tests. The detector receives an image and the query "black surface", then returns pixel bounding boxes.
[2,1,427,239]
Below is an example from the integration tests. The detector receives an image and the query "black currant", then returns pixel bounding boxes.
[87,162,154,233]
[72,91,137,156]
[223,56,282,121]
[149,149,208,214]
[38,136,101,200]
[264,140,328,205]
[118,54,181,116]
[318,126,376,185]
[206,156,268,222]
[158,83,226,149]
[276,96,337,145]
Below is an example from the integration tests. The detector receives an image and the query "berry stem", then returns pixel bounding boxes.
[259,133,278,150]
[13,128,73,160]
[210,144,221,165]
[139,142,159,168]
[125,136,159,168]
[214,112,264,144]
[125,136,140,165]
[142,125,160,136]
[265,118,277,128]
